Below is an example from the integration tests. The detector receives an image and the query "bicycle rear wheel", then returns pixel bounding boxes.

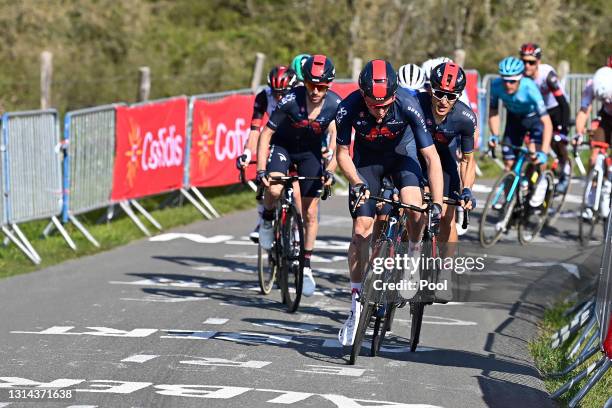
[579,169,602,246]
[257,244,277,295]
[372,303,396,356]
[349,302,374,365]
[279,205,304,313]
[409,301,425,352]
[518,170,555,244]
[547,160,573,226]
[480,171,517,248]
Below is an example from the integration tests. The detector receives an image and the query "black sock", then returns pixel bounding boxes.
[263,209,275,221]
[304,250,313,268]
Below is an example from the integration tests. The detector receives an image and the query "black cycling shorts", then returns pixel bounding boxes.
[419,146,461,198]
[502,111,544,160]
[266,145,323,197]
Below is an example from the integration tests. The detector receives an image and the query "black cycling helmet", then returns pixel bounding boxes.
[430,62,466,93]
[358,59,398,102]
[302,55,335,84]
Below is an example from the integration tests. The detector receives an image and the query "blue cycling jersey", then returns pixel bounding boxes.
[489,77,548,117]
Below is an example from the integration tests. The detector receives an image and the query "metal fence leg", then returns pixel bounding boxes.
[604,395,612,408]
[1,226,40,265]
[567,316,597,359]
[334,175,348,188]
[119,201,150,236]
[567,358,611,407]
[129,199,162,231]
[247,180,258,192]
[549,336,600,377]
[42,220,55,237]
[550,356,605,399]
[180,188,213,219]
[10,224,42,263]
[51,216,77,251]
[69,214,100,248]
[551,303,594,349]
[190,187,221,218]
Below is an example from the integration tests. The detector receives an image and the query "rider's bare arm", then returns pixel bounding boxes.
[575,106,592,136]
[540,113,553,153]
[336,144,362,186]
[488,108,500,137]
[325,121,338,173]
[257,126,275,172]
[420,145,444,206]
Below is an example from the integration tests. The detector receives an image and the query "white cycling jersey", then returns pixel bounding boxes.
[531,63,568,110]
[581,79,612,115]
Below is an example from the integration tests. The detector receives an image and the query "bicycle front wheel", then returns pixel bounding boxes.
[409,301,425,352]
[547,160,573,226]
[257,243,276,295]
[518,170,555,244]
[480,171,517,248]
[279,205,304,313]
[579,169,602,246]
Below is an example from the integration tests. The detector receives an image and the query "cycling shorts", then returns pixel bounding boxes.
[502,111,543,160]
[266,145,323,197]
[419,147,461,198]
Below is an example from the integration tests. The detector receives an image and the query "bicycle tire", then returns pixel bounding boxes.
[518,170,555,244]
[547,160,573,226]
[479,171,517,248]
[374,303,396,355]
[409,301,425,352]
[349,302,374,365]
[279,205,304,313]
[257,244,276,295]
[579,169,601,246]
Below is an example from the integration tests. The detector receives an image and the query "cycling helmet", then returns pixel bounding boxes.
[607,55,612,68]
[267,65,297,92]
[421,56,452,82]
[593,66,612,102]
[498,57,525,77]
[302,55,335,84]
[430,62,466,93]
[358,59,398,102]
[519,43,542,59]
[291,54,311,81]
[398,64,425,90]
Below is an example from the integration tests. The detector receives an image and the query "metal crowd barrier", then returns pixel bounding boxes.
[61,104,124,247]
[182,88,255,220]
[1,110,75,264]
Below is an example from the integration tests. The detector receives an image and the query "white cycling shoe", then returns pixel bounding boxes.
[302,267,316,297]
[529,177,549,207]
[338,305,361,346]
[259,220,274,250]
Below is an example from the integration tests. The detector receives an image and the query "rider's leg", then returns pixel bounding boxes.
[260,145,291,250]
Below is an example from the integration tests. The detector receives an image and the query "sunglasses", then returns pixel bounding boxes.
[305,82,330,92]
[432,89,460,101]
[364,96,395,108]
[503,79,519,84]
[522,59,538,66]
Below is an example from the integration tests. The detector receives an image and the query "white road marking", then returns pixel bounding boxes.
[11,327,157,338]
[179,357,271,369]
[203,318,229,325]
[295,365,366,377]
[121,354,158,363]
[150,233,233,243]
[250,321,319,333]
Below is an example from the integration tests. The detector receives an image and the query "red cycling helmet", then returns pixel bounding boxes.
[267,65,297,92]
[358,59,398,102]
[519,43,542,59]
[430,62,466,93]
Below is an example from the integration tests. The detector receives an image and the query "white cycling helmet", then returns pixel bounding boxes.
[593,66,612,102]
[421,56,452,83]
[398,64,426,91]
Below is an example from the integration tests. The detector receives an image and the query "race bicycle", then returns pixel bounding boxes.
[480,143,555,247]
[348,192,469,365]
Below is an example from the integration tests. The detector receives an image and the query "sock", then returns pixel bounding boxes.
[563,162,571,176]
[304,250,313,268]
[262,208,275,221]
[350,282,362,311]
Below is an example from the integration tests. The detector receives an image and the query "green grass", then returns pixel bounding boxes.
[529,301,612,408]
[0,185,257,280]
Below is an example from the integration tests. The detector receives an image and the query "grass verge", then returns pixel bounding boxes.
[0,185,257,280]
[529,301,611,408]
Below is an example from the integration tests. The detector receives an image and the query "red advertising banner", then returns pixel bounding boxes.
[464,70,480,115]
[111,97,187,201]
[331,82,359,99]
[190,94,256,188]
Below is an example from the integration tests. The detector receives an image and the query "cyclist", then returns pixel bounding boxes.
[238,66,297,241]
[488,56,553,208]
[335,59,444,346]
[291,53,311,85]
[398,63,426,93]
[574,63,612,219]
[520,43,572,193]
[417,62,476,243]
[256,55,340,297]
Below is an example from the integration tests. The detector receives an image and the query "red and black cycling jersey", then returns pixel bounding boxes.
[266,86,341,153]
[335,88,433,155]
[417,92,476,155]
[250,87,277,130]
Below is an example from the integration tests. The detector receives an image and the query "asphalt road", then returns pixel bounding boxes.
[0,179,602,408]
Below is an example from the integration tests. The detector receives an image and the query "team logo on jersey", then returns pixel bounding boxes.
[280,93,296,105]
[364,126,397,142]
[434,131,450,145]
[278,152,287,162]
[336,107,348,124]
